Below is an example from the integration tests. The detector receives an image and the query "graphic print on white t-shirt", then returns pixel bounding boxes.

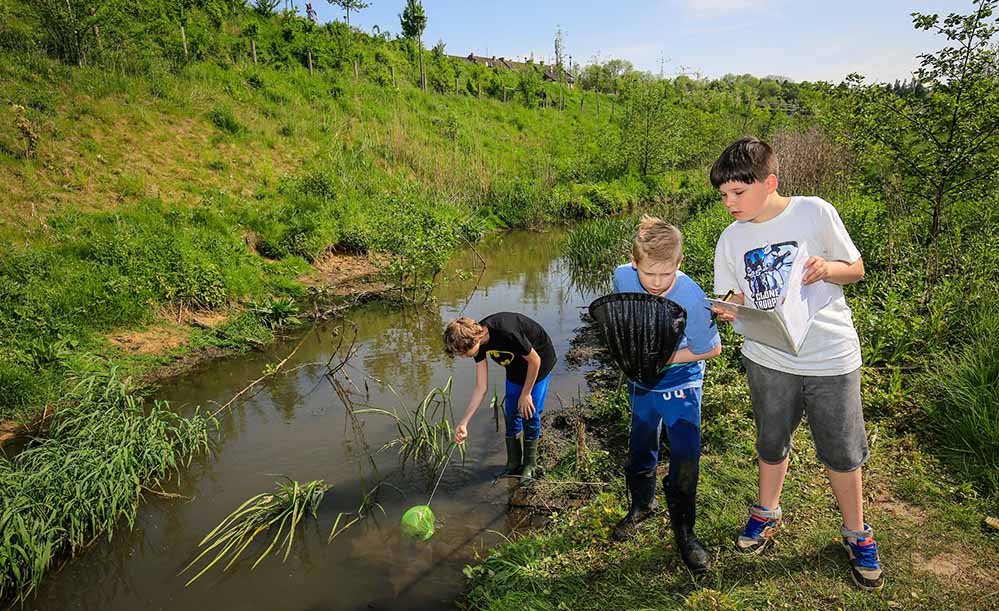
[743,240,798,310]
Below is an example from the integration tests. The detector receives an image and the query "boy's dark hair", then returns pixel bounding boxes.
[709,137,779,188]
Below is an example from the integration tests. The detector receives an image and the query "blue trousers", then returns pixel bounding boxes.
[626,382,702,482]
[504,374,551,440]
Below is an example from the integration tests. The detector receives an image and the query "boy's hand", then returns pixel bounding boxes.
[454,424,468,444]
[518,394,536,419]
[802,256,829,285]
[710,304,737,322]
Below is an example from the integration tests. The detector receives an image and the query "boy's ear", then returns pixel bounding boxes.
[629,256,637,269]
[765,174,779,194]
[677,254,685,268]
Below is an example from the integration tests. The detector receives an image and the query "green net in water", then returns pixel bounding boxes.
[401,505,435,541]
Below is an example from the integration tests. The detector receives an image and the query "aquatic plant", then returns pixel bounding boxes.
[0,365,214,601]
[355,378,464,472]
[182,478,328,586]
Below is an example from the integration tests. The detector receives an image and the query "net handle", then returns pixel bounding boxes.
[426,443,458,507]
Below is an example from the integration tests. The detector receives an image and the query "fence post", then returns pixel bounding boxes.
[308,48,314,74]
[180,24,189,62]
[391,65,396,87]
[353,59,359,80]
[251,38,257,65]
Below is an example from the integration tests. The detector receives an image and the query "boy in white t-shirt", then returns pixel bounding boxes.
[709,137,883,590]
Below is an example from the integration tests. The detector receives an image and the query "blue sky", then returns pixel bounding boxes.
[301,1,963,83]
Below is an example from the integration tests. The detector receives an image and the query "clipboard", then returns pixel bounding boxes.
[709,242,837,355]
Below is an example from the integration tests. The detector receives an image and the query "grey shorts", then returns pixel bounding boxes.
[743,356,869,472]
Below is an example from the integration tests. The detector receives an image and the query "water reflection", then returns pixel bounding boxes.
[29,230,599,611]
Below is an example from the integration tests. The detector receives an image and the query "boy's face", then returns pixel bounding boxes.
[631,255,683,296]
[718,175,777,222]
[461,341,481,359]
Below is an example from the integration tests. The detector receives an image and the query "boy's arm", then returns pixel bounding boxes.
[454,359,489,443]
[517,349,542,419]
[667,344,722,365]
[803,256,864,286]
[669,289,723,364]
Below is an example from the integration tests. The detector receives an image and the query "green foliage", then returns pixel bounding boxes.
[399,0,426,40]
[923,307,999,495]
[181,477,328,585]
[845,0,999,244]
[207,105,246,135]
[0,365,214,601]
[356,377,463,472]
[249,295,302,329]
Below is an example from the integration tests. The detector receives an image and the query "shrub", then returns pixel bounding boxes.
[923,307,999,495]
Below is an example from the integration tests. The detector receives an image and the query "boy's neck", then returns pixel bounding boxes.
[752,192,791,224]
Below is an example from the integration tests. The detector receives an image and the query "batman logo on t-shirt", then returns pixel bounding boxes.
[487,350,515,366]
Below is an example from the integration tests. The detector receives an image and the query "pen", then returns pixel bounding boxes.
[722,289,735,303]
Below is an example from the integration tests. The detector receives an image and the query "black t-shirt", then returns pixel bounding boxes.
[473,312,557,385]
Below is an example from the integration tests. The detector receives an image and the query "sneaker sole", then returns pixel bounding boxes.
[735,537,771,554]
[841,541,885,591]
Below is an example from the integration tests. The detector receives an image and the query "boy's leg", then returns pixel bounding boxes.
[612,382,662,541]
[499,381,525,479]
[520,375,551,483]
[739,357,805,553]
[802,368,882,589]
[660,387,709,572]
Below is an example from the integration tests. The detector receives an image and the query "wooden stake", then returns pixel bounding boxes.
[308,48,314,74]
[251,38,257,65]
[180,24,189,62]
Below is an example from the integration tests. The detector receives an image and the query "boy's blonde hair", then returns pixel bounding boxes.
[443,317,486,357]
[632,215,683,264]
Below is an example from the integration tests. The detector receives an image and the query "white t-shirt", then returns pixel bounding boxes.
[713,196,863,376]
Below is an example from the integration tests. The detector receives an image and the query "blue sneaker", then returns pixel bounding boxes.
[841,524,885,590]
[736,504,781,554]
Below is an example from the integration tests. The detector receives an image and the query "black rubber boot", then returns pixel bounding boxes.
[496,436,523,480]
[520,437,540,485]
[612,468,659,541]
[664,461,710,573]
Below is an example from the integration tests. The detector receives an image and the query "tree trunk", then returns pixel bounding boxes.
[251,38,257,65]
[418,42,426,92]
[180,24,189,62]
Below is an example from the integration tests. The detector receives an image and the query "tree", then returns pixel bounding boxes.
[327,0,369,27]
[399,0,426,91]
[253,0,281,17]
[848,0,999,250]
[618,80,677,176]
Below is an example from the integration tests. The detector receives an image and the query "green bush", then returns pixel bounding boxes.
[207,105,245,135]
[923,307,999,495]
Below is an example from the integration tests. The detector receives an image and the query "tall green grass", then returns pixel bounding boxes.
[0,364,214,601]
[923,308,999,495]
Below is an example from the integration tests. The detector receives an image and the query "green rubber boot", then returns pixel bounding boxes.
[520,437,540,485]
[496,435,523,480]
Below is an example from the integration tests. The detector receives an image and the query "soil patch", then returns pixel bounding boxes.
[108,324,190,355]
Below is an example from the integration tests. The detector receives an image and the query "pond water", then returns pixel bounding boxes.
[28,230,602,611]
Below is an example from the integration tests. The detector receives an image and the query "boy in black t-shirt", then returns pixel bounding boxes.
[444,313,557,484]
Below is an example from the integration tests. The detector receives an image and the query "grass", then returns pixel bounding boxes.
[461,359,999,611]
[357,377,465,473]
[0,364,215,601]
[923,307,999,496]
[181,478,328,586]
